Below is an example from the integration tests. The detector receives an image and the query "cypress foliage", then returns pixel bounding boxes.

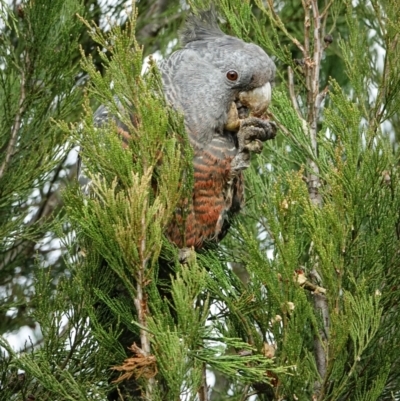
[0,0,83,335]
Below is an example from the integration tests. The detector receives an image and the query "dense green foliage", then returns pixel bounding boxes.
[1,0,400,400]
[0,0,83,334]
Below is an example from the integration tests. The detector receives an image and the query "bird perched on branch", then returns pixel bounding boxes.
[77,10,277,400]
[82,9,277,250]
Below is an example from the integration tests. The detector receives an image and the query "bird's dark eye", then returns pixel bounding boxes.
[226,70,238,81]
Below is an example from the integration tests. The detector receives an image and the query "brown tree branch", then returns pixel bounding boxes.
[309,1,329,397]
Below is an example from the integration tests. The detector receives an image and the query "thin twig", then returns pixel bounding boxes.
[0,63,26,179]
[239,384,251,401]
[301,280,327,295]
[265,0,306,55]
[198,362,209,401]
[243,390,259,400]
[266,111,314,158]
[133,204,155,397]
[59,322,85,371]
[320,0,334,20]
[288,67,302,119]
[304,0,311,61]
[311,0,322,107]
[372,32,398,130]
[137,0,180,41]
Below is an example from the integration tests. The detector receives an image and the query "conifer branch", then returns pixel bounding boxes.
[0,154,74,271]
[290,0,330,396]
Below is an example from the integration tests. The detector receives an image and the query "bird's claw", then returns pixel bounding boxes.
[238,117,277,147]
[245,138,263,154]
[231,117,277,172]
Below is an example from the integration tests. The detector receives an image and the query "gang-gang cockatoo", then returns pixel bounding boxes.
[85,9,277,251]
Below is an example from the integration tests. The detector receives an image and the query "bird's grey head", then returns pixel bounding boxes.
[180,9,275,110]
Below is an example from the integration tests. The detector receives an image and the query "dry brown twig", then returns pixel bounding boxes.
[295,270,327,295]
[112,343,157,383]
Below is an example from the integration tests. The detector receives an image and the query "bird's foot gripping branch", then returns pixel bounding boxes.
[232,117,277,172]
